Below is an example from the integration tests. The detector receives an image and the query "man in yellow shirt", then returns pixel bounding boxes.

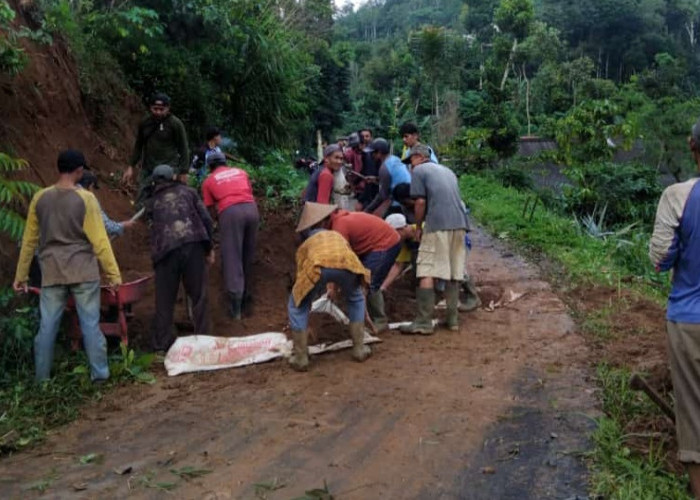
[13,150,121,382]
[288,202,371,371]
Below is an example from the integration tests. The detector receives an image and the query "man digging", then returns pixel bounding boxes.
[288,203,371,372]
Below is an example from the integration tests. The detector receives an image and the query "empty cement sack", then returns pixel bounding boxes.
[164,296,380,376]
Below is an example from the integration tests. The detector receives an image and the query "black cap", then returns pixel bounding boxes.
[77,170,99,189]
[367,138,390,154]
[150,92,171,106]
[57,149,87,173]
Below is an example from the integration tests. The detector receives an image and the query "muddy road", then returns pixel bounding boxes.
[0,228,596,499]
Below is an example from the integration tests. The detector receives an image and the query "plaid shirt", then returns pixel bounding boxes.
[292,230,370,306]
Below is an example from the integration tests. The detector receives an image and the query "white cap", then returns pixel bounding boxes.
[385,213,407,229]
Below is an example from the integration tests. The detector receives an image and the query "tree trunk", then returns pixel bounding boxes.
[605,52,609,79]
[479,44,484,90]
[434,85,440,118]
[522,64,531,137]
[686,21,696,47]
[316,129,323,161]
[500,38,518,91]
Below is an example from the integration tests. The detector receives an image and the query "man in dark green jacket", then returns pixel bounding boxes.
[123,92,189,205]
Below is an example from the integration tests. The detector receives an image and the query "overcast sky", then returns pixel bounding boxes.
[334,0,366,12]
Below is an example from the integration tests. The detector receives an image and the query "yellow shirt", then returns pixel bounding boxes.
[292,230,370,306]
[396,224,418,263]
[15,186,121,286]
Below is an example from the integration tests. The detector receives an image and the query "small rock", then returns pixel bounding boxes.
[480,466,496,474]
[72,482,88,491]
[113,465,133,475]
[550,432,558,439]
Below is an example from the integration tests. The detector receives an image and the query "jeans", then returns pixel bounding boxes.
[361,243,402,292]
[288,268,365,331]
[36,281,109,382]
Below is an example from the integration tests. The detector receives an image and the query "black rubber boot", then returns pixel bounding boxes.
[228,292,243,320]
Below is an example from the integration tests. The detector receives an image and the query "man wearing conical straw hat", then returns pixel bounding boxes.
[287,202,371,371]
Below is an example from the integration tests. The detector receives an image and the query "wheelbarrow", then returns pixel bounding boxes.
[29,275,153,350]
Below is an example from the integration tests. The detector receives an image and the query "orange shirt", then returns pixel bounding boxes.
[329,210,400,256]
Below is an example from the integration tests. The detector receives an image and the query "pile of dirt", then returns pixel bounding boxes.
[119,208,299,350]
[567,285,668,374]
[0,5,142,280]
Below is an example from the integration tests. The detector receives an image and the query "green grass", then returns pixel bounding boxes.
[460,174,668,298]
[0,289,156,455]
[590,365,690,499]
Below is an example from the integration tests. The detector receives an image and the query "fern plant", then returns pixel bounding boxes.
[0,152,40,241]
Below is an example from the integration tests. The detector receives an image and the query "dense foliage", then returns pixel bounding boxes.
[23,0,350,159]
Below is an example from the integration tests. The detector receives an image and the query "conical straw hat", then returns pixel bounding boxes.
[296,202,338,232]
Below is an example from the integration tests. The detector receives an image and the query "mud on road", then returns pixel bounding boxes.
[0,227,596,499]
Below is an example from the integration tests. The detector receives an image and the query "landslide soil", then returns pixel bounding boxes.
[0,227,599,499]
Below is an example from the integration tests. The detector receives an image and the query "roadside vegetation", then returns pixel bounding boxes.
[459,167,687,496]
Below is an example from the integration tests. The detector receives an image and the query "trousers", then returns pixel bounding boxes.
[36,280,109,382]
[219,202,259,296]
[361,242,402,292]
[288,268,365,331]
[153,242,209,351]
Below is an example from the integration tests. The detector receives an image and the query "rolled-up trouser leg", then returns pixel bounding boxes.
[35,285,69,381]
[182,242,209,335]
[288,293,312,331]
[72,280,109,380]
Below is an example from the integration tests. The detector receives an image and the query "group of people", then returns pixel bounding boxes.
[288,124,472,371]
[13,93,259,382]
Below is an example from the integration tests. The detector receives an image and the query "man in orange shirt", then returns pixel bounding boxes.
[311,207,401,331]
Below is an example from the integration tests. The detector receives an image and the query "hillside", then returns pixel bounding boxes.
[0,1,143,276]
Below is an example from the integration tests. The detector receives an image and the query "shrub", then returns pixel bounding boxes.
[561,161,662,227]
[493,161,535,191]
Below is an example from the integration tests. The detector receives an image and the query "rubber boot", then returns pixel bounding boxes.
[367,291,388,332]
[445,281,460,331]
[400,288,435,335]
[228,292,243,320]
[289,329,309,371]
[459,276,481,312]
[242,291,254,317]
[349,322,371,362]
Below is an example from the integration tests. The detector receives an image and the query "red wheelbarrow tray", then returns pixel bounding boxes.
[28,275,153,348]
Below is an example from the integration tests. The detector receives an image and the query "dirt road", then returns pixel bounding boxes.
[0,228,596,499]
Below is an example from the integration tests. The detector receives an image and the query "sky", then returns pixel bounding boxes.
[334,0,366,12]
